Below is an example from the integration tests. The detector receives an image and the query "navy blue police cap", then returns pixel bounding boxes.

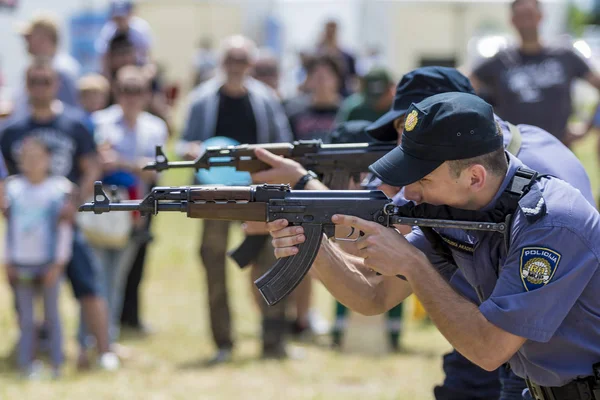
[366,66,476,142]
[368,92,503,187]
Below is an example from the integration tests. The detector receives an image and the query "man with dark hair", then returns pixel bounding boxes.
[469,0,600,147]
[96,0,152,69]
[285,54,344,141]
[316,19,357,97]
[251,66,596,400]
[267,91,600,400]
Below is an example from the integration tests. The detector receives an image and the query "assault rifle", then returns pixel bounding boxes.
[143,139,396,190]
[79,182,508,307]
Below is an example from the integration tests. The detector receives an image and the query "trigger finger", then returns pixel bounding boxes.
[266,219,289,233]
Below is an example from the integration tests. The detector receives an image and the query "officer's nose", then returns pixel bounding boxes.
[403,183,422,204]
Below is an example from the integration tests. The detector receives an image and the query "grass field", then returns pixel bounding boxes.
[0,136,597,400]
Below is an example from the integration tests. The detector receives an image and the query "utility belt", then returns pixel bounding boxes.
[526,363,600,400]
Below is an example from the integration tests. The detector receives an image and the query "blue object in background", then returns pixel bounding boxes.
[264,14,282,57]
[69,10,109,74]
[195,137,252,186]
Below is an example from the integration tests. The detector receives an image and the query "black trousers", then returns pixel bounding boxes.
[120,215,152,327]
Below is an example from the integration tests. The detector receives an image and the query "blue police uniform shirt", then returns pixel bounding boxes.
[497,116,595,206]
[404,152,600,387]
[447,116,596,303]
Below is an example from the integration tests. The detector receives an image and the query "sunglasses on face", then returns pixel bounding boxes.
[118,86,146,96]
[28,77,53,87]
[225,56,249,65]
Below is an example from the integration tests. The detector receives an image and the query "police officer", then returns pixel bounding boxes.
[365,66,597,400]
[263,92,600,400]
[250,66,597,399]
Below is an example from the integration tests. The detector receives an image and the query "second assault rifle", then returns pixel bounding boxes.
[142,139,396,190]
[79,182,508,307]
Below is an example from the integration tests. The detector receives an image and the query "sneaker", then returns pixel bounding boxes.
[307,309,330,336]
[21,360,43,380]
[97,352,120,371]
[204,349,232,366]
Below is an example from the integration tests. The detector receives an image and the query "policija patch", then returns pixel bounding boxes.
[519,247,561,291]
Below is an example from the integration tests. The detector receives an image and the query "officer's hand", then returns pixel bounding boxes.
[332,214,423,276]
[183,141,203,161]
[267,219,306,258]
[251,148,308,186]
[242,221,270,235]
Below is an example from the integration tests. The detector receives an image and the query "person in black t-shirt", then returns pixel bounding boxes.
[0,58,119,371]
[286,54,343,141]
[469,0,600,147]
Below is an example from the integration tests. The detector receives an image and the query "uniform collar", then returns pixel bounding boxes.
[481,152,523,212]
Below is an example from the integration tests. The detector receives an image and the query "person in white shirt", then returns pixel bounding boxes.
[3,137,73,379]
[91,65,167,342]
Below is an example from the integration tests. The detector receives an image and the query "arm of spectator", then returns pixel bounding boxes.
[267,96,294,143]
[44,218,73,288]
[176,94,205,159]
[78,153,102,205]
[149,91,174,137]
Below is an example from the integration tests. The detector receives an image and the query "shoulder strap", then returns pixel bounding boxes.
[506,122,522,156]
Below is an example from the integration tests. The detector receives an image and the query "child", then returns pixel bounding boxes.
[77,73,110,133]
[3,137,74,379]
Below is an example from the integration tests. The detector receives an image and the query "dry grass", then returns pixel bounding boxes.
[0,136,597,400]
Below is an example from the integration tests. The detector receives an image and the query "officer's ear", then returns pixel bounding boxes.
[466,164,487,193]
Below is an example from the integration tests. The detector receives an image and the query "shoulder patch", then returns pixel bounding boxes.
[519,247,561,291]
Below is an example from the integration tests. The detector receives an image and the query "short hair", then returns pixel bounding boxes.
[305,53,344,83]
[78,74,110,93]
[253,48,279,77]
[219,35,258,64]
[511,0,539,10]
[447,147,508,179]
[109,32,134,53]
[20,12,60,44]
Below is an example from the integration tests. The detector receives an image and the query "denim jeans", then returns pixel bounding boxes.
[91,242,136,343]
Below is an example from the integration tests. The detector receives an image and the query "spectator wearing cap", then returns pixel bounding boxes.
[177,34,293,363]
[336,68,395,124]
[95,0,152,71]
[285,54,344,141]
[14,12,82,114]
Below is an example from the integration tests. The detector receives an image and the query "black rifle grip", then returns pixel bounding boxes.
[254,223,323,306]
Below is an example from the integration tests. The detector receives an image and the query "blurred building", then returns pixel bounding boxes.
[0,0,570,101]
